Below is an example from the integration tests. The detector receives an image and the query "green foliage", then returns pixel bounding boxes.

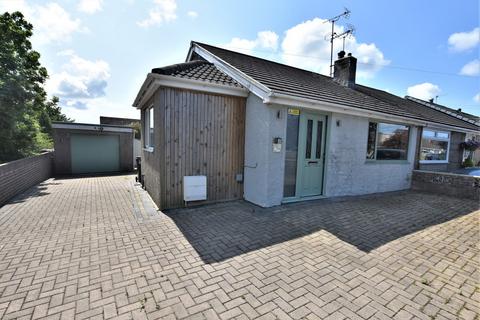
[0,12,71,162]
[130,121,141,139]
[462,158,474,168]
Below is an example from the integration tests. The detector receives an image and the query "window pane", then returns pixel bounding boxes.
[436,132,449,139]
[376,123,409,160]
[420,139,448,161]
[422,130,435,138]
[144,110,149,147]
[305,119,312,158]
[149,108,154,147]
[315,121,323,159]
[366,122,377,159]
[283,114,300,197]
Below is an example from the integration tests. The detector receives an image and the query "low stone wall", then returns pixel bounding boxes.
[0,152,53,206]
[412,170,480,200]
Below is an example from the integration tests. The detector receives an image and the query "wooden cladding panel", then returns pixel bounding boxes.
[158,87,246,209]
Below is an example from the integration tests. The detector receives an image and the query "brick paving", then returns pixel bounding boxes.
[0,174,478,320]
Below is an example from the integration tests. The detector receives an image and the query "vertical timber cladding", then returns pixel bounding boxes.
[159,87,246,209]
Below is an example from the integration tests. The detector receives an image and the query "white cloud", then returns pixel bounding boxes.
[137,0,177,27]
[77,0,103,14]
[474,93,480,103]
[448,27,480,52]
[460,59,480,76]
[407,83,441,101]
[46,51,110,110]
[187,11,198,18]
[224,30,279,54]
[0,1,85,44]
[61,97,139,124]
[281,18,389,78]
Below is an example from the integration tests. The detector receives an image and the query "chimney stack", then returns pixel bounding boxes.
[333,51,357,88]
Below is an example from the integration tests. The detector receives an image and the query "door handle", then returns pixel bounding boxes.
[308,161,318,164]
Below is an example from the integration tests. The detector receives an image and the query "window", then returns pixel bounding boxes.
[144,106,154,150]
[366,122,410,161]
[420,129,450,163]
[283,112,300,197]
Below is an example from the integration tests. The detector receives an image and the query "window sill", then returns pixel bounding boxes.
[365,160,410,165]
[419,160,448,164]
[143,147,154,153]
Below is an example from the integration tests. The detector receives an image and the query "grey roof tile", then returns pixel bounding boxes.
[152,60,243,88]
[193,42,479,131]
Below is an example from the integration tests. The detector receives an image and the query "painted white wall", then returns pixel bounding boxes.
[243,98,419,207]
[324,113,418,197]
[243,94,286,207]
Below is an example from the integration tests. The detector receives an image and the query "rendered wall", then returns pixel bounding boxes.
[243,98,420,207]
[324,113,418,197]
[243,94,286,207]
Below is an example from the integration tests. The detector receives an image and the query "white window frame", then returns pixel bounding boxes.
[143,105,154,152]
[419,129,450,164]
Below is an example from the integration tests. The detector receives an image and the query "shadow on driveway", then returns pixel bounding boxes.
[167,191,479,264]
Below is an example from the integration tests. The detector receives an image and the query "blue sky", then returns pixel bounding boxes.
[2,0,479,123]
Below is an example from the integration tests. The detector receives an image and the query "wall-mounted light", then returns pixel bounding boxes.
[336,120,341,127]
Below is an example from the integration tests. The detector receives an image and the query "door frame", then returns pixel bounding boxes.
[282,109,331,203]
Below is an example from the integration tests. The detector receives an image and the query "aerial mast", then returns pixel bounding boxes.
[325,8,353,77]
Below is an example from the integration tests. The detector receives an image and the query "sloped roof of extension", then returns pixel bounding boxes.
[152,60,243,88]
[188,41,479,131]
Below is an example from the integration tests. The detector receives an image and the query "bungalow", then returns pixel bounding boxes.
[132,41,480,209]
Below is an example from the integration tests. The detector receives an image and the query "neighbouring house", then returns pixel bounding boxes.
[100,116,142,167]
[52,122,134,175]
[132,42,480,209]
[404,97,480,167]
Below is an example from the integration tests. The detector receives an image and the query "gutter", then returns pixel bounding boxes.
[132,73,249,109]
[265,91,479,133]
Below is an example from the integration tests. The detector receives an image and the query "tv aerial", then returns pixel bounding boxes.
[324,8,355,76]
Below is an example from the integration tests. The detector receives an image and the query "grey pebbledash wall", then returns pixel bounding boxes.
[411,170,480,200]
[0,152,53,207]
[243,95,419,207]
[324,113,418,197]
[243,94,286,207]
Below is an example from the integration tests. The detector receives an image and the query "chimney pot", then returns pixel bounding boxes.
[333,52,357,88]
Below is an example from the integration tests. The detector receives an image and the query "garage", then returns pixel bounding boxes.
[71,134,120,174]
[52,122,134,175]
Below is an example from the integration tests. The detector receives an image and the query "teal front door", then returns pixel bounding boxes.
[70,134,120,174]
[297,113,326,197]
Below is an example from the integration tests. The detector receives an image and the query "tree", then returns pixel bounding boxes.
[0,12,71,162]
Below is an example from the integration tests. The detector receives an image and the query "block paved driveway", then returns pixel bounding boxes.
[0,175,478,320]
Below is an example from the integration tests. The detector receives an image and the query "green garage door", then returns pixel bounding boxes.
[71,134,120,174]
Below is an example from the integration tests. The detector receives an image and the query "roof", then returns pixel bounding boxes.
[52,122,134,133]
[355,86,480,130]
[100,116,140,126]
[405,96,480,125]
[152,60,242,88]
[191,42,479,131]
